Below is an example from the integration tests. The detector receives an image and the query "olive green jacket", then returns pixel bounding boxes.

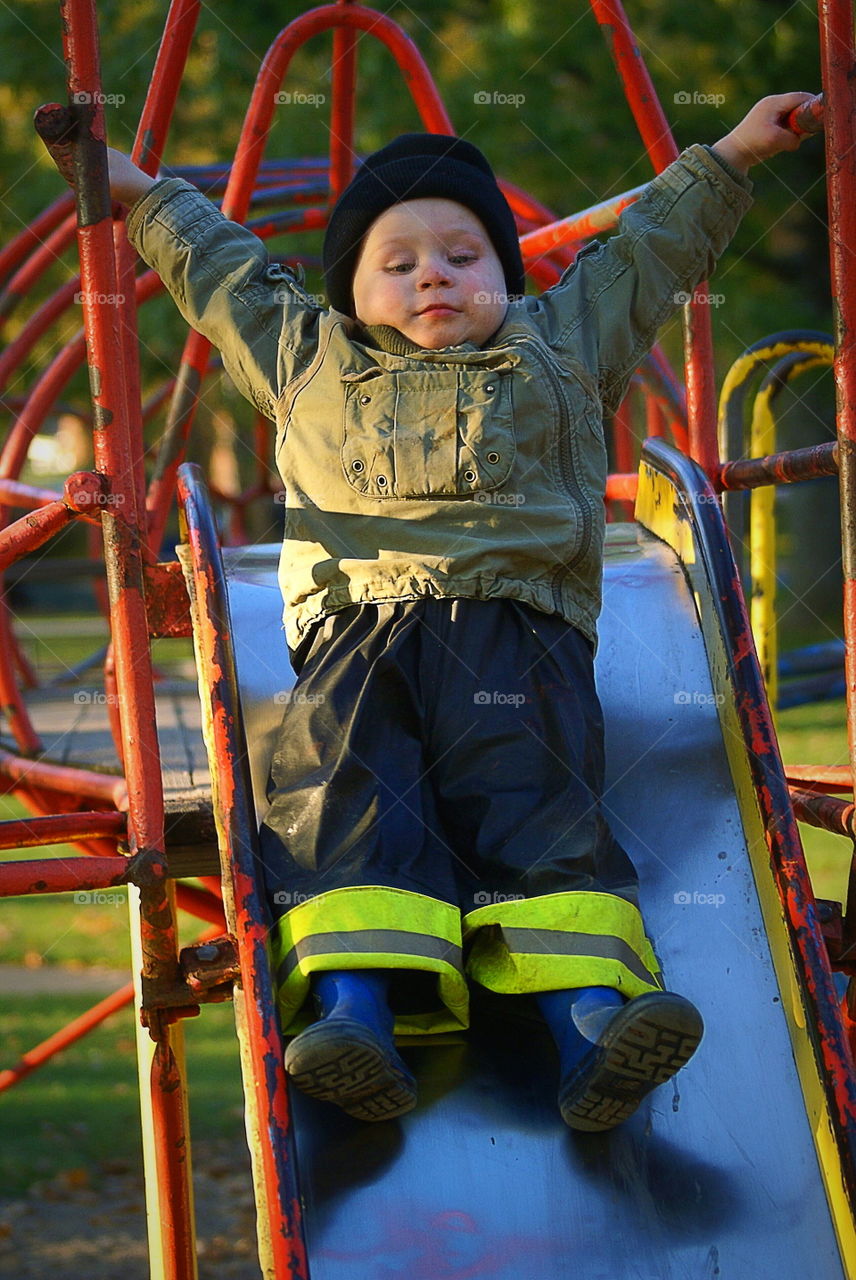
[127,144,752,649]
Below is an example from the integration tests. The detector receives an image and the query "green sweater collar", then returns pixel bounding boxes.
[355,322,485,357]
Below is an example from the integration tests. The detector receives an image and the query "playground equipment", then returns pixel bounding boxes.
[1,0,856,1276]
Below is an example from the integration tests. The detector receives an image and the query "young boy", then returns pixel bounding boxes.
[104,91,811,1130]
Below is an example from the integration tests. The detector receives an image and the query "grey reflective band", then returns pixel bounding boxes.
[277,928,464,986]
[497,927,664,990]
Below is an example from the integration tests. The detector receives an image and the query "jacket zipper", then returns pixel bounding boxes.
[526,340,596,612]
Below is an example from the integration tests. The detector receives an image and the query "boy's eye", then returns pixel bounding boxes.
[387,262,414,273]
[449,253,477,266]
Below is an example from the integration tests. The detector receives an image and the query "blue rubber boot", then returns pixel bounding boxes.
[537,985,704,1132]
[284,970,417,1122]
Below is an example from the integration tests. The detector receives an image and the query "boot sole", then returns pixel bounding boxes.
[285,1017,417,1122]
[558,992,703,1133]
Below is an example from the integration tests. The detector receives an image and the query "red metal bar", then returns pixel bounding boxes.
[178,463,308,1278]
[0,214,79,323]
[0,747,127,807]
[786,765,854,794]
[3,781,123,860]
[644,391,666,439]
[0,477,65,510]
[0,267,164,486]
[0,602,41,754]
[48,0,166,865]
[613,396,636,474]
[132,0,200,174]
[225,3,454,224]
[0,192,74,296]
[791,787,856,838]
[605,473,638,502]
[329,3,358,203]
[0,854,131,897]
[0,810,125,849]
[0,501,74,573]
[787,92,825,136]
[719,441,839,490]
[0,331,90,482]
[148,1035,197,1279]
[0,280,83,392]
[588,0,719,475]
[518,183,646,258]
[174,882,227,928]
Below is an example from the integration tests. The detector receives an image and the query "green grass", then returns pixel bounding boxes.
[776,697,852,905]
[0,995,246,1195]
[0,793,135,969]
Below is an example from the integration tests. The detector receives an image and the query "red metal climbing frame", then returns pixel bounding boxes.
[1,0,855,1275]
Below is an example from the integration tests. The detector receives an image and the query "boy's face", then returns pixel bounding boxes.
[351,198,510,348]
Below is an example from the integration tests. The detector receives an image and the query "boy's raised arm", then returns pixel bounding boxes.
[530,91,817,416]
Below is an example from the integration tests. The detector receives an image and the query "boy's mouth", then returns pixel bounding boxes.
[417,304,460,316]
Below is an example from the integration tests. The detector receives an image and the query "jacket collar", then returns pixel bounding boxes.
[354,321,503,358]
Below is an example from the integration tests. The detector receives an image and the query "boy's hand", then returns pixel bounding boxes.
[712,92,817,174]
[106,147,157,204]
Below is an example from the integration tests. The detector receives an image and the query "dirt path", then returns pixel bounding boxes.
[0,1137,264,1279]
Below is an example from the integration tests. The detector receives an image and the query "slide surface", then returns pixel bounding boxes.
[223,519,847,1279]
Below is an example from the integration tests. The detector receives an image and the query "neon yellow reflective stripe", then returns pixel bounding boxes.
[463,891,663,1000]
[278,885,462,948]
[271,886,468,1036]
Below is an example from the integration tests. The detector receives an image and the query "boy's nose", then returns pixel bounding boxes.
[416,259,451,287]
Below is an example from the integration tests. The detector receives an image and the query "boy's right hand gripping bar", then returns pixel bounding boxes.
[783,93,824,136]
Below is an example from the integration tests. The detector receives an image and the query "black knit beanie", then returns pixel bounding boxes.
[323,133,525,316]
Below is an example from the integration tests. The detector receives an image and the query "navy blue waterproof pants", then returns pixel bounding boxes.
[257,597,640,916]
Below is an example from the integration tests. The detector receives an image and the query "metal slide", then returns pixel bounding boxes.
[192,438,855,1279]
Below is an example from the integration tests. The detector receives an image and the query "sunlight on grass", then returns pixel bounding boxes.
[0,997,244,1195]
[776,698,852,905]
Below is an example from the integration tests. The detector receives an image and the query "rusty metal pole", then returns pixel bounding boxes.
[38,2,198,1275]
[818,0,856,1045]
[329,0,359,203]
[818,0,856,792]
[587,0,720,476]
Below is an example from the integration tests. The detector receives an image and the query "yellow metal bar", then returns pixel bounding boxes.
[749,381,779,707]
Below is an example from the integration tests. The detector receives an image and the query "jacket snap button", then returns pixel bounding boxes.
[359,394,372,405]
[376,475,388,487]
[352,459,365,473]
[464,469,477,483]
[486,452,500,464]
[485,384,495,394]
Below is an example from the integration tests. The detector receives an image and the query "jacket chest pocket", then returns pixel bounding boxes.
[341,368,515,499]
